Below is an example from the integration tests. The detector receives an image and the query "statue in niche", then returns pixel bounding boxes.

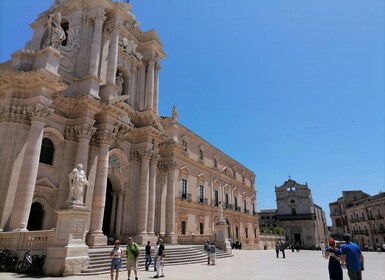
[119,37,143,60]
[170,104,178,125]
[68,164,88,203]
[44,12,66,49]
[115,72,124,95]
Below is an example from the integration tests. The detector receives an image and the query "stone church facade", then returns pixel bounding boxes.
[0,0,258,250]
[275,179,328,249]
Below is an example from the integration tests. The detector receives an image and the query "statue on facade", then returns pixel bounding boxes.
[115,72,124,95]
[68,164,88,203]
[217,202,226,224]
[119,37,143,60]
[170,104,178,125]
[44,12,66,49]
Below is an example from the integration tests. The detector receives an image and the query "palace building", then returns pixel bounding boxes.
[0,0,258,254]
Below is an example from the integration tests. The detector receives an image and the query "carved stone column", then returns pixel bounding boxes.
[109,191,118,236]
[9,105,51,230]
[106,20,121,84]
[115,190,125,236]
[159,160,178,243]
[89,9,107,77]
[153,61,160,113]
[74,124,96,172]
[87,129,115,246]
[145,56,156,109]
[136,149,153,236]
[129,65,138,106]
[147,154,159,235]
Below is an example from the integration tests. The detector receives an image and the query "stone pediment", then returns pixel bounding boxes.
[36,177,58,189]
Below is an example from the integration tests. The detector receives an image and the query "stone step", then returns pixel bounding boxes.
[79,245,232,275]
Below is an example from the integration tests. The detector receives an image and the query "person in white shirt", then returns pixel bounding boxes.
[110,240,124,280]
[152,241,159,272]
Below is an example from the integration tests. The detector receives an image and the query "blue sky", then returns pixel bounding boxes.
[1,0,384,225]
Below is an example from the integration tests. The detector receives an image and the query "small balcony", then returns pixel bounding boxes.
[179,192,192,201]
[196,196,208,205]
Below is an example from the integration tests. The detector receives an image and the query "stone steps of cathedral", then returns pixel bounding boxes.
[79,245,233,275]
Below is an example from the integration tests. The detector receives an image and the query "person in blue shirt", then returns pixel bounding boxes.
[340,233,365,280]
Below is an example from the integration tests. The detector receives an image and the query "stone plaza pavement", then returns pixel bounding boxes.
[1,249,384,280]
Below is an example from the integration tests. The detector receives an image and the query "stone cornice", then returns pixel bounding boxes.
[0,69,67,94]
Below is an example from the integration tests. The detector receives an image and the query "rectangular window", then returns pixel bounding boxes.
[199,185,204,202]
[182,179,187,198]
[200,223,204,234]
[181,221,186,235]
[236,227,239,239]
[234,197,238,209]
[214,190,219,206]
[245,227,248,239]
[243,200,247,213]
[225,193,229,207]
[292,208,296,215]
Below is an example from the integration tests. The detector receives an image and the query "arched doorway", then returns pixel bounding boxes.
[102,179,113,235]
[27,202,44,231]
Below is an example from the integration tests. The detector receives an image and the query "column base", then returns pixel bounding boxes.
[86,232,107,247]
[162,234,178,244]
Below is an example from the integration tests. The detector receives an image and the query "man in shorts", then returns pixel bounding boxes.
[126,237,140,280]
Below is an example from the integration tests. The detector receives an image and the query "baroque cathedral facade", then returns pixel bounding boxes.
[0,0,258,249]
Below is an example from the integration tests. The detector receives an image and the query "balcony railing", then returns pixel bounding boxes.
[224,203,233,210]
[179,192,192,201]
[196,197,208,205]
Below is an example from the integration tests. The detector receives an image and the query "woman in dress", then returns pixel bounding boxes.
[325,239,343,280]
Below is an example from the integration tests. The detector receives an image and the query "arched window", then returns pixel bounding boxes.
[182,140,188,152]
[199,149,204,160]
[39,138,54,165]
[213,157,217,168]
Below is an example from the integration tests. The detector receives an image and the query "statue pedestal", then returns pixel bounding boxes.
[33,47,62,75]
[163,234,178,244]
[215,222,232,254]
[70,75,101,98]
[43,207,90,276]
[99,82,119,102]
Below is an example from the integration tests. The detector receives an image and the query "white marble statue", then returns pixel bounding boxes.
[44,12,66,49]
[170,104,178,125]
[68,164,88,203]
[115,72,124,95]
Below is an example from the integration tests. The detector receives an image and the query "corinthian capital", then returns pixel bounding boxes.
[158,160,178,171]
[28,105,51,122]
[74,123,97,140]
[95,129,117,145]
[136,148,154,160]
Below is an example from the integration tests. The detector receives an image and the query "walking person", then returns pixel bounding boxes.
[110,240,124,280]
[204,240,211,264]
[152,241,159,272]
[275,242,280,258]
[145,241,152,271]
[279,241,286,258]
[209,242,216,265]
[126,237,140,280]
[325,239,343,280]
[320,241,326,257]
[154,239,165,278]
[340,233,364,280]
